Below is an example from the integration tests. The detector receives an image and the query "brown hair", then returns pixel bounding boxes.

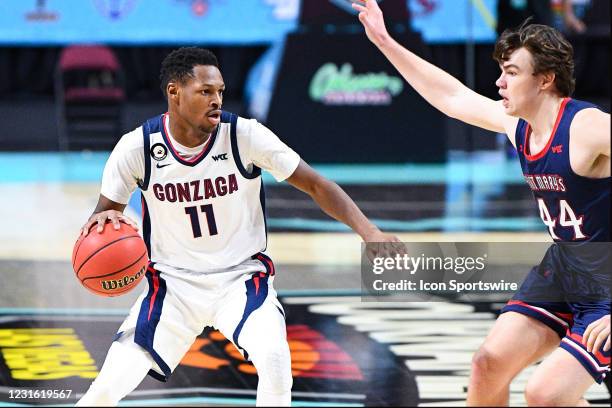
[493,20,575,96]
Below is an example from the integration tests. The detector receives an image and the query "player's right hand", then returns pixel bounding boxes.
[352,0,390,48]
[80,210,139,237]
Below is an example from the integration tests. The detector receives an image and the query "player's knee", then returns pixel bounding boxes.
[471,346,503,377]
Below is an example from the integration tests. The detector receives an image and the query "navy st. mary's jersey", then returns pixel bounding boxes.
[515,98,610,244]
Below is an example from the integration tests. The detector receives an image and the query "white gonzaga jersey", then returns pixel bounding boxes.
[100,111,300,273]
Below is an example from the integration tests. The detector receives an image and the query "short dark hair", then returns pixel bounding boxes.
[159,47,219,97]
[493,20,575,96]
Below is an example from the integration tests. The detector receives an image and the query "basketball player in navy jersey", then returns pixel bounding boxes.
[75,47,400,406]
[353,0,610,405]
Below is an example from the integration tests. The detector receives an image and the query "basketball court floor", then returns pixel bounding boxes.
[0,152,609,406]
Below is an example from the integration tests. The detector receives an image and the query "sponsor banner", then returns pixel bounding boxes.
[2,0,497,45]
[361,242,612,302]
[266,31,447,163]
[309,62,405,106]
[0,0,298,45]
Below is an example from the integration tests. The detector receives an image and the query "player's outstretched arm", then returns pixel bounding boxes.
[80,194,139,237]
[286,160,399,243]
[352,0,514,135]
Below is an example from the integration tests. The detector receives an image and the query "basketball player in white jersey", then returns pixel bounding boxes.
[76,47,399,406]
[352,0,610,406]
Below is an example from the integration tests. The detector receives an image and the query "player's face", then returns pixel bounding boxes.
[495,47,543,117]
[177,65,225,134]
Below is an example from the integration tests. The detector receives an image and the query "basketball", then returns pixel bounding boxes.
[72,221,148,297]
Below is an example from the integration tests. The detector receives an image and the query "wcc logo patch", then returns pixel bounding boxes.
[212,153,228,161]
[150,143,168,161]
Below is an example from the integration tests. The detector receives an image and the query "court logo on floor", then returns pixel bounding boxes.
[181,325,363,380]
[0,298,418,406]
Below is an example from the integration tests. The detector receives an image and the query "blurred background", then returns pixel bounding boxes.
[0,0,609,406]
[0,0,609,236]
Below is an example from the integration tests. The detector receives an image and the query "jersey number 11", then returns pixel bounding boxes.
[185,204,218,238]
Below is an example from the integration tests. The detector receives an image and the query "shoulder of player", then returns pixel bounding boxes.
[570,108,610,151]
[235,116,258,134]
[234,116,275,141]
[111,126,145,158]
[118,126,145,148]
[571,107,609,129]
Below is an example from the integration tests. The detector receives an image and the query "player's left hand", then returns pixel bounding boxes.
[582,314,610,353]
[363,230,405,262]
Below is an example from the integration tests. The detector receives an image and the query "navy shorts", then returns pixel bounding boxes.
[501,245,610,383]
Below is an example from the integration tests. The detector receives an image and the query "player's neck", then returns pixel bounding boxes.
[524,95,565,142]
[167,113,212,148]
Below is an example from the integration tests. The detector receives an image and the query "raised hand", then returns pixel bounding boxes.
[352,0,391,48]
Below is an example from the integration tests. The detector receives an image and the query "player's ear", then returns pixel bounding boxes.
[167,82,179,103]
[540,71,556,92]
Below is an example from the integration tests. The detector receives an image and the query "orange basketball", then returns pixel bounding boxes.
[72,221,148,297]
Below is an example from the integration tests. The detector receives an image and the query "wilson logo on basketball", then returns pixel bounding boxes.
[101,265,146,291]
[73,222,148,297]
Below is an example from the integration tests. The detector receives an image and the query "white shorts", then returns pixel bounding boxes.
[114,252,286,381]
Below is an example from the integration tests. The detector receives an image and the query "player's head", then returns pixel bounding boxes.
[493,20,575,116]
[160,47,224,134]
